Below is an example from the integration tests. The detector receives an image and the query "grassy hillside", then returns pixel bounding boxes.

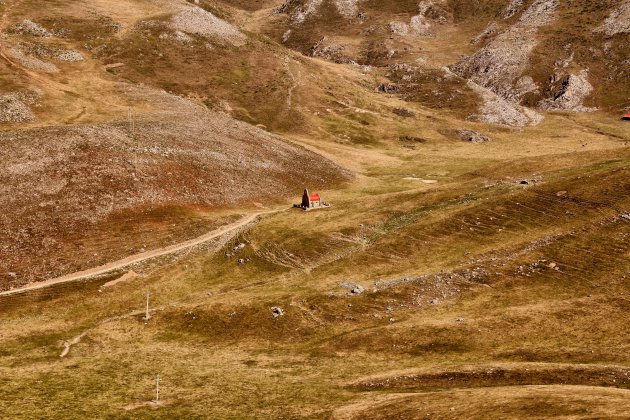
[0,0,628,418]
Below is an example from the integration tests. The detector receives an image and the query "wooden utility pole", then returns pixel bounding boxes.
[143,292,151,321]
[155,375,160,402]
[128,107,135,137]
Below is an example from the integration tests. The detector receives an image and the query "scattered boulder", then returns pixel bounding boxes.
[350,285,365,295]
[53,49,84,62]
[233,243,246,252]
[393,107,416,118]
[338,281,365,296]
[456,129,492,143]
[21,42,84,62]
[398,135,426,144]
[378,83,400,93]
[270,306,284,318]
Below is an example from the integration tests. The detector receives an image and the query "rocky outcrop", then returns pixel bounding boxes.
[595,1,630,36]
[467,81,543,126]
[19,42,84,62]
[9,20,52,37]
[504,0,524,19]
[538,70,597,112]
[453,0,559,102]
[451,0,563,125]
[276,0,324,24]
[310,37,355,64]
[7,47,59,73]
[0,94,36,123]
[277,0,362,22]
[389,21,410,36]
[0,89,41,123]
[335,0,362,18]
[390,0,451,37]
[470,22,498,45]
[169,5,246,46]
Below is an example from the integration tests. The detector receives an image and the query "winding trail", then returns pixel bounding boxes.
[1,210,280,297]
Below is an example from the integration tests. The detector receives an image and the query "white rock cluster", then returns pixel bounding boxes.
[453,0,561,125]
[54,49,84,62]
[10,20,52,37]
[169,6,246,46]
[595,1,630,36]
[0,91,40,123]
[8,47,59,73]
[335,0,361,18]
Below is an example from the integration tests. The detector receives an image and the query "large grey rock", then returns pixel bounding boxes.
[456,129,492,143]
[271,306,284,317]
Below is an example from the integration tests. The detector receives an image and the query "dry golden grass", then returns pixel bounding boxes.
[0,0,629,418]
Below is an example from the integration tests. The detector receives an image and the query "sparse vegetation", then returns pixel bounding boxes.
[0,0,628,418]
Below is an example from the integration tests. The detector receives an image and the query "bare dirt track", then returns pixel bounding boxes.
[0,209,280,297]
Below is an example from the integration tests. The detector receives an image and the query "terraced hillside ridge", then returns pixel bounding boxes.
[0,0,628,418]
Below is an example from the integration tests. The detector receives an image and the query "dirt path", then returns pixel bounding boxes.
[1,210,280,297]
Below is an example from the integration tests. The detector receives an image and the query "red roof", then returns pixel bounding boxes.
[309,193,321,201]
[623,112,630,119]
